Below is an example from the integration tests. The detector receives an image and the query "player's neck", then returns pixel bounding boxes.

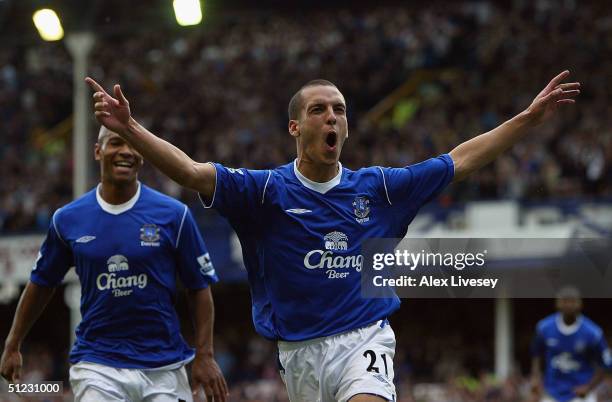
[296,159,339,183]
[99,180,139,205]
[561,314,578,325]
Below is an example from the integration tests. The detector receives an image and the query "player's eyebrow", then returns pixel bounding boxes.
[307,99,346,109]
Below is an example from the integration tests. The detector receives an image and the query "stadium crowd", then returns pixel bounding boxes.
[0,0,611,234]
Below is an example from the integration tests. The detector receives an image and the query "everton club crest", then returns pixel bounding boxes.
[140,224,160,247]
[352,196,370,224]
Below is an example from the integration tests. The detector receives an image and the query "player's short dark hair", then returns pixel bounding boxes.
[556,286,581,299]
[288,79,338,120]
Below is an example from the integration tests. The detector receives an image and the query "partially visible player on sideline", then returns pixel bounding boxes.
[531,287,612,402]
[0,127,228,402]
[85,71,580,402]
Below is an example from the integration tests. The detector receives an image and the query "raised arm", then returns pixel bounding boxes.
[449,70,580,181]
[85,77,215,199]
[1,282,56,382]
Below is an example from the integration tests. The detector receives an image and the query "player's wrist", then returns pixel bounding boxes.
[3,337,21,352]
[509,109,535,128]
[124,117,140,138]
[195,349,214,359]
[518,108,542,127]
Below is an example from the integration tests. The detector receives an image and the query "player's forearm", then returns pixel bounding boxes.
[531,357,542,380]
[449,111,534,181]
[4,282,56,351]
[188,287,215,358]
[585,369,604,392]
[122,118,208,193]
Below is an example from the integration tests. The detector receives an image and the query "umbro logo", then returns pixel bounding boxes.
[227,167,244,175]
[372,373,391,385]
[76,236,96,243]
[546,338,559,346]
[286,208,312,214]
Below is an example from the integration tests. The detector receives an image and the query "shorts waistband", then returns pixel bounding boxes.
[277,319,389,352]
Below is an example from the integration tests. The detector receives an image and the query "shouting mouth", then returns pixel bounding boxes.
[325,131,338,151]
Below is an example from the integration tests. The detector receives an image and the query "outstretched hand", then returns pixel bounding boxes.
[85,77,132,135]
[525,70,580,126]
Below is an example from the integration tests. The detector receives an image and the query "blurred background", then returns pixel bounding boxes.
[0,0,611,400]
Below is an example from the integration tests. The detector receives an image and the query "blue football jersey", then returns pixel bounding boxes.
[201,155,454,341]
[532,313,612,402]
[31,183,218,369]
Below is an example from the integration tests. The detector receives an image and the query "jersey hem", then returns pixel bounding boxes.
[69,352,195,371]
[198,162,218,209]
[29,275,61,288]
[445,152,456,179]
[277,319,389,351]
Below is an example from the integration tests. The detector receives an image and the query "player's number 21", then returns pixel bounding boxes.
[363,350,389,376]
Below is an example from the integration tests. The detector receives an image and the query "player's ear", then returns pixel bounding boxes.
[94,143,101,161]
[288,120,300,138]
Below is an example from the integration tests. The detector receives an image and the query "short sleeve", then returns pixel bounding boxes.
[30,211,73,287]
[382,154,454,207]
[594,329,612,370]
[199,163,271,224]
[175,206,218,289]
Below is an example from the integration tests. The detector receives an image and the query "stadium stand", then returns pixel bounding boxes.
[0,0,610,234]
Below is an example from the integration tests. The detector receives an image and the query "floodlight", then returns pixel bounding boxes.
[173,0,202,26]
[33,8,64,41]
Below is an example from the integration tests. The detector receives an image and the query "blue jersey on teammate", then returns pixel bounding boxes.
[202,155,453,341]
[31,183,217,369]
[532,306,612,401]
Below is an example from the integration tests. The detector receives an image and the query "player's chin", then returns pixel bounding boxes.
[111,172,138,184]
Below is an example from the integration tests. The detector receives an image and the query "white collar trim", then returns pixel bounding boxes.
[293,160,342,194]
[556,313,583,335]
[96,182,141,215]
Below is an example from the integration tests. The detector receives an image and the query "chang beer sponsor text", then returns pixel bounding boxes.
[96,254,148,297]
[304,231,364,279]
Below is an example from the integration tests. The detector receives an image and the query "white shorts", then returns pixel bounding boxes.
[69,361,192,402]
[278,320,396,402]
[541,393,597,402]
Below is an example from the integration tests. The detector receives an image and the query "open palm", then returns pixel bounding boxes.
[526,70,580,126]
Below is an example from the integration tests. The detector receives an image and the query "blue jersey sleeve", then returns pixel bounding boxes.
[200,163,270,224]
[381,154,454,217]
[30,211,73,287]
[175,206,218,289]
[594,330,612,371]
